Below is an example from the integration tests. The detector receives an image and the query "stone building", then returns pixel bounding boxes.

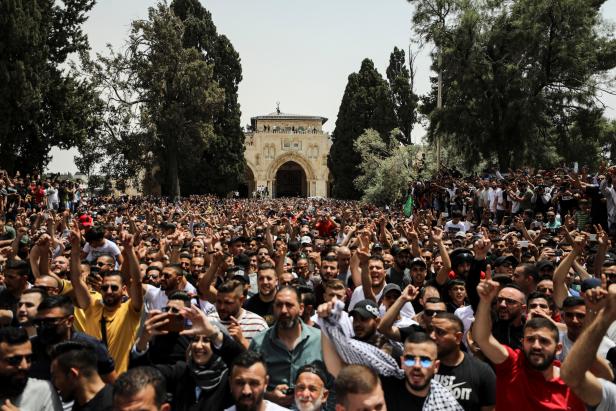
[244,109,332,197]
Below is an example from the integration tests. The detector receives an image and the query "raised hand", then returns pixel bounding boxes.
[400,284,419,302]
[430,226,444,243]
[477,279,500,302]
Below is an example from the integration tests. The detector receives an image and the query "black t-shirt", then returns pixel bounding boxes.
[380,376,426,411]
[244,294,275,326]
[492,320,524,351]
[73,384,113,411]
[433,353,496,411]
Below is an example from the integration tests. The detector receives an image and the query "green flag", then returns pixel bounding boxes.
[403,195,413,217]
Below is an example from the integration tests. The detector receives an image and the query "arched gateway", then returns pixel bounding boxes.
[243,109,332,198]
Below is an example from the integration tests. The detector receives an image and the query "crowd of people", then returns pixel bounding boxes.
[0,163,615,411]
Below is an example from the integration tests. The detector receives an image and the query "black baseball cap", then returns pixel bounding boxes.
[350,299,379,319]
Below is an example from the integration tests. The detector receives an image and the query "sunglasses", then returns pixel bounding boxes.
[403,355,434,368]
[3,354,32,367]
[33,316,67,327]
[101,284,120,292]
[424,309,446,317]
[496,297,522,306]
[564,312,586,320]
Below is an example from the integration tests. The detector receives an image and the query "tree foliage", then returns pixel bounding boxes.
[409,0,616,170]
[0,0,98,174]
[354,129,421,205]
[77,1,245,197]
[328,59,396,199]
[386,47,419,145]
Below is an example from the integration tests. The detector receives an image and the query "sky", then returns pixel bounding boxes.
[47,0,616,174]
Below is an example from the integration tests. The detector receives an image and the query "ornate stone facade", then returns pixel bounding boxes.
[244,110,332,197]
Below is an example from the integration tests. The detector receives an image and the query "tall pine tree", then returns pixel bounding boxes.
[386,47,418,145]
[171,0,245,195]
[328,59,396,199]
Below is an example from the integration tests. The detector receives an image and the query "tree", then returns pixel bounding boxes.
[78,3,225,199]
[328,59,396,199]
[386,47,419,145]
[171,0,246,195]
[0,0,99,175]
[409,0,616,169]
[354,128,420,205]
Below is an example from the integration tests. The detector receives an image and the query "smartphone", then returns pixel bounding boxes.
[161,313,185,333]
[589,234,597,242]
[518,240,529,248]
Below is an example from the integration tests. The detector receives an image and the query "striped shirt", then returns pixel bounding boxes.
[208,309,268,342]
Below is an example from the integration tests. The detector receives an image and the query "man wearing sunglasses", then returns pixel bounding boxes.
[73,232,144,374]
[0,326,62,410]
[29,296,116,384]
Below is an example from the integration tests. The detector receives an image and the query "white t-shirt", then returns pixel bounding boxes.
[444,220,466,234]
[144,282,199,312]
[557,331,615,362]
[595,378,616,411]
[82,239,121,265]
[8,378,62,411]
[348,285,416,319]
[225,400,290,411]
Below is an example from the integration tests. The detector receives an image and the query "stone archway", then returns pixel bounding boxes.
[275,161,306,197]
[266,153,316,198]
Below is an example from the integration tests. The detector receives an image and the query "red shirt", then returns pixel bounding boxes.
[315,219,336,237]
[494,346,585,411]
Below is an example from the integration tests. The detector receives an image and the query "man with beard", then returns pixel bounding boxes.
[226,351,289,411]
[430,313,496,411]
[490,284,526,350]
[473,279,585,411]
[17,288,46,337]
[0,326,62,410]
[349,299,381,342]
[244,263,279,325]
[293,364,329,411]
[51,255,70,277]
[249,287,323,408]
[73,232,143,374]
[314,255,343,306]
[50,341,112,411]
[208,279,267,348]
[387,245,411,288]
[144,264,187,311]
[29,295,116,383]
[350,253,415,319]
